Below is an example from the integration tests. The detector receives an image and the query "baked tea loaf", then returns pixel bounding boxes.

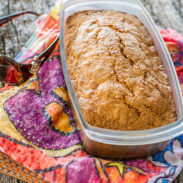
[65,10,176,131]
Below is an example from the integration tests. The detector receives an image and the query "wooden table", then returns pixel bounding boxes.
[0,0,183,182]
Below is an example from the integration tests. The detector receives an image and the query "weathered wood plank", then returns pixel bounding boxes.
[0,0,183,182]
[0,0,55,58]
[174,172,183,183]
[0,173,24,183]
[141,0,183,35]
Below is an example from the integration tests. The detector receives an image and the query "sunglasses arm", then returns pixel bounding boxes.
[0,11,41,27]
[0,11,59,86]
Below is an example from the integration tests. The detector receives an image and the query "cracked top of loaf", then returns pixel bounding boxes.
[65,10,176,131]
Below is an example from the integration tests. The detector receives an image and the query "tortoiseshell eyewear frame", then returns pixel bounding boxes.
[0,11,59,86]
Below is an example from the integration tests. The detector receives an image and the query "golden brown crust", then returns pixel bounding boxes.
[65,10,176,131]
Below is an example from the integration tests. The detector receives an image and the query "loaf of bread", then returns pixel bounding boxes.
[65,10,176,131]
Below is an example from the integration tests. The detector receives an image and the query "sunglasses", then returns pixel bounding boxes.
[0,11,59,86]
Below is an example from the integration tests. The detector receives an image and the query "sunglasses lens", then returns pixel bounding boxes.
[0,59,19,85]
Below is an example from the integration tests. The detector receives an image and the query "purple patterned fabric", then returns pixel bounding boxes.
[4,57,80,150]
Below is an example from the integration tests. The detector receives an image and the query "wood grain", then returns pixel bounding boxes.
[0,0,183,182]
[0,174,24,183]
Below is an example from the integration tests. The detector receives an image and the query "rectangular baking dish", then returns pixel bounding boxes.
[60,0,183,159]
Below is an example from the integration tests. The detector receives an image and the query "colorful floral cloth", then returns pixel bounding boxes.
[0,1,183,182]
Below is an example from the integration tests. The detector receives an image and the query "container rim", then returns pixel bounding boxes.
[60,0,183,146]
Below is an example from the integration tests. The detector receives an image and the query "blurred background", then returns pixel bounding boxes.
[0,0,183,59]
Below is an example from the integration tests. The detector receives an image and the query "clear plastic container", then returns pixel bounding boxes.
[60,0,183,159]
